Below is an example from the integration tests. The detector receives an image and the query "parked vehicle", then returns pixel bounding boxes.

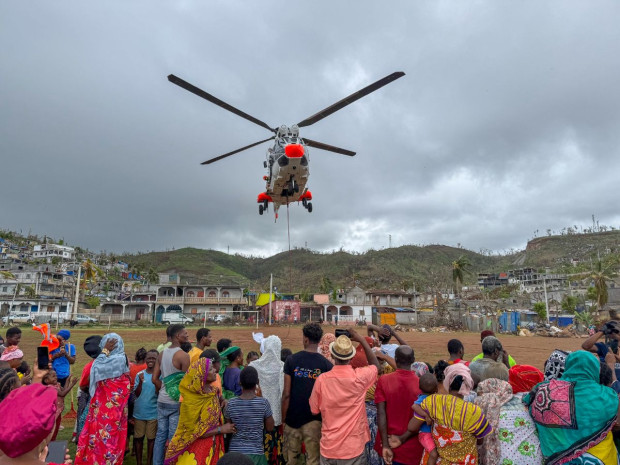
[32,313,67,325]
[161,312,194,325]
[74,314,98,324]
[2,312,34,325]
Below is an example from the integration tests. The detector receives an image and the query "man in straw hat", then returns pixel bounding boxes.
[309,328,380,465]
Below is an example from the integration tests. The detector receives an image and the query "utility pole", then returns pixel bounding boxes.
[269,273,273,326]
[543,274,550,325]
[389,234,392,248]
[72,265,81,320]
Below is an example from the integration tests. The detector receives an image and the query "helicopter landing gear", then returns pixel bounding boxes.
[286,179,299,197]
[302,198,308,207]
[263,200,268,210]
[259,204,264,215]
[307,202,313,213]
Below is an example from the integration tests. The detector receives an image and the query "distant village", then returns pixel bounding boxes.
[1,233,619,332]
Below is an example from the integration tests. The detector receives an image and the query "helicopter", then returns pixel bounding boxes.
[167,71,405,218]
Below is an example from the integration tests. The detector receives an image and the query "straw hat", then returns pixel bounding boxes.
[329,335,355,361]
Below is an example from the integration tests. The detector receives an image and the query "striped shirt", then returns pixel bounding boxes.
[224,396,273,455]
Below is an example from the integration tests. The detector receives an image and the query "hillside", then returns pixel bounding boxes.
[120,244,515,292]
[524,230,620,267]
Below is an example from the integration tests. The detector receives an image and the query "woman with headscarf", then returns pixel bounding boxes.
[249,335,285,465]
[508,365,544,395]
[543,349,570,381]
[75,333,131,465]
[165,356,235,464]
[524,350,620,465]
[475,377,543,465]
[318,333,336,364]
[404,363,492,465]
[75,335,103,438]
[0,383,64,464]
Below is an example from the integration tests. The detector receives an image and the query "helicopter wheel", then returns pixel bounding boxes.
[263,200,268,210]
[302,198,307,207]
[307,202,313,213]
[259,204,264,215]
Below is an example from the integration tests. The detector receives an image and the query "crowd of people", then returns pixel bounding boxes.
[1,320,620,465]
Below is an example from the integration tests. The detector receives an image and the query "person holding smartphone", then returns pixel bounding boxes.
[50,329,76,388]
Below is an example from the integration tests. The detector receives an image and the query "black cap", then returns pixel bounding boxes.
[84,335,103,358]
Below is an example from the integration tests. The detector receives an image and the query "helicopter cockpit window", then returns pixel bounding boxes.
[277,155,289,167]
[300,155,308,166]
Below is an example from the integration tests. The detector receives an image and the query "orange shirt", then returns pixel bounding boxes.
[309,364,377,460]
[211,373,222,394]
[129,362,147,389]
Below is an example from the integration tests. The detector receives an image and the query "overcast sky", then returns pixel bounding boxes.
[2,1,620,257]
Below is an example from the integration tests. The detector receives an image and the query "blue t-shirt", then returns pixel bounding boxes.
[225,396,272,455]
[223,367,242,396]
[132,371,158,420]
[414,393,431,433]
[50,343,76,379]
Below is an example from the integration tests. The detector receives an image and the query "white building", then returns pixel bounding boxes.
[33,244,76,262]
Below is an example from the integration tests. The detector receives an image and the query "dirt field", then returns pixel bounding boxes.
[10,324,582,465]
[15,323,582,378]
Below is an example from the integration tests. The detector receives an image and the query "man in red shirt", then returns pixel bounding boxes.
[374,345,423,465]
[309,329,380,464]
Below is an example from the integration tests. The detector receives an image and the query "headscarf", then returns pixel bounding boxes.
[544,349,570,380]
[57,329,71,340]
[165,358,223,464]
[318,333,336,364]
[219,345,240,376]
[411,361,429,377]
[350,337,375,369]
[0,383,57,458]
[475,378,514,464]
[0,346,23,362]
[249,335,284,425]
[443,363,474,396]
[89,333,129,397]
[509,365,544,394]
[524,351,619,465]
[84,335,103,359]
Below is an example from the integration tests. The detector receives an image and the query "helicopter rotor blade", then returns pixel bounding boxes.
[296,71,405,128]
[303,138,356,156]
[201,136,275,165]
[168,74,276,133]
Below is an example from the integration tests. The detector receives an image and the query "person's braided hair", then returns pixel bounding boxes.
[0,368,19,402]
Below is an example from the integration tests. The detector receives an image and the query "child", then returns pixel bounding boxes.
[42,369,78,441]
[133,349,159,465]
[246,351,259,365]
[223,348,244,398]
[412,373,439,465]
[224,366,274,465]
[0,327,23,369]
[280,348,292,363]
[16,360,31,385]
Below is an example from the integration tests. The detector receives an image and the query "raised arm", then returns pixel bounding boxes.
[348,328,380,373]
[152,353,163,391]
[582,330,604,352]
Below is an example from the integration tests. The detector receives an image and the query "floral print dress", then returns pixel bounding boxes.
[495,396,543,465]
[75,373,131,465]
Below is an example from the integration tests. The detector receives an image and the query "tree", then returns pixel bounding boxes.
[0,271,16,280]
[145,267,159,290]
[319,276,333,294]
[533,301,547,319]
[82,259,102,294]
[452,255,472,296]
[86,296,100,309]
[590,260,615,311]
[24,285,37,299]
[561,295,578,314]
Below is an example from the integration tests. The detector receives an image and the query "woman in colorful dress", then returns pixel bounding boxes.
[249,335,285,465]
[75,333,131,464]
[318,333,336,364]
[524,350,620,465]
[406,363,492,465]
[475,376,543,464]
[165,356,235,465]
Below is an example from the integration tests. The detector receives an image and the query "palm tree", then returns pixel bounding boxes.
[146,267,159,290]
[0,271,16,280]
[24,285,37,299]
[82,259,102,293]
[452,255,472,296]
[590,261,616,311]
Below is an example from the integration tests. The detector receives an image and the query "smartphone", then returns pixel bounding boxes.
[335,329,350,338]
[46,440,67,464]
[37,346,50,370]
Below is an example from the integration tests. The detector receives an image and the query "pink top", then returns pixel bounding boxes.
[309,364,377,459]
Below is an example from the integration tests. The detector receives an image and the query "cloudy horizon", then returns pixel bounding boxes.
[2,1,620,258]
